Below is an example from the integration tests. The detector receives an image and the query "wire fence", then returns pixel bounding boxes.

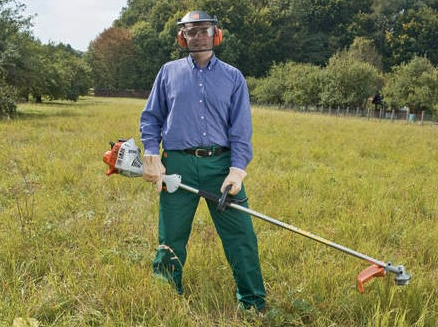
[269,104,438,126]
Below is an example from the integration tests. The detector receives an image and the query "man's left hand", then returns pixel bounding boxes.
[221,167,247,195]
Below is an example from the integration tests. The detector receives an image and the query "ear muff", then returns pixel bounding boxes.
[177,29,188,48]
[213,26,223,46]
[177,26,223,48]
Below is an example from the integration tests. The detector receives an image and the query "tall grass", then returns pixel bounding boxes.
[1,97,437,326]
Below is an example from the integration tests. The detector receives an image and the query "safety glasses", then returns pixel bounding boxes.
[183,26,215,38]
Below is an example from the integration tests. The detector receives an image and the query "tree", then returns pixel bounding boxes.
[1,0,33,114]
[0,75,17,118]
[131,21,168,90]
[113,0,385,80]
[88,27,137,90]
[345,37,383,70]
[383,56,438,115]
[29,43,91,102]
[251,63,288,106]
[320,53,383,108]
[303,0,374,63]
[116,0,182,31]
[384,5,438,68]
[199,0,272,77]
[283,62,322,106]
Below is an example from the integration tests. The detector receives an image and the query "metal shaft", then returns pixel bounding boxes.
[178,182,401,275]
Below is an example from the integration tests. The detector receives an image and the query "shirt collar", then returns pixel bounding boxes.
[187,54,217,70]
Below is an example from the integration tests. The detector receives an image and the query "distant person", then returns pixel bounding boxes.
[372,92,383,111]
[139,10,266,312]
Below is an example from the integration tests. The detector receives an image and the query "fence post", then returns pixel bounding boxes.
[391,110,395,122]
[421,111,425,125]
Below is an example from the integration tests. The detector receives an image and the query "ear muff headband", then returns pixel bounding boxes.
[177,26,223,49]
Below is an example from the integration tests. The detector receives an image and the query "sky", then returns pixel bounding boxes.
[21,0,128,51]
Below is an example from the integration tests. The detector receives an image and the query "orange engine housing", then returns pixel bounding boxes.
[102,141,124,176]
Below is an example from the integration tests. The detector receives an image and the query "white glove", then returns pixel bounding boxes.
[142,155,166,192]
[220,167,247,196]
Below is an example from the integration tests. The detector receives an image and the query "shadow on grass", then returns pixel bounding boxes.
[11,98,103,121]
[11,109,83,121]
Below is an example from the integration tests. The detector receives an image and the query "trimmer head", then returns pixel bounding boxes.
[357,263,411,293]
[393,265,411,286]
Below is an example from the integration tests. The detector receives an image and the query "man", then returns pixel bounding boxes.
[139,10,266,312]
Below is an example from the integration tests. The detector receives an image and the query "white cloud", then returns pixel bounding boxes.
[22,0,127,51]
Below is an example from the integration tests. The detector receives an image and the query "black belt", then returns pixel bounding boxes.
[183,146,230,158]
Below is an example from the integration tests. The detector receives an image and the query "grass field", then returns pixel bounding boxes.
[1,97,437,327]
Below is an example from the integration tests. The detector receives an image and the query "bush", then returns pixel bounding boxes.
[251,63,288,106]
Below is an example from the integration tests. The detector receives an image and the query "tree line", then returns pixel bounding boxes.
[0,0,91,118]
[1,0,438,118]
[249,46,438,115]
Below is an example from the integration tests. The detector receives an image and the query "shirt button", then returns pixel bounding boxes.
[203,132,207,136]
[201,116,204,119]
[199,83,203,86]
[199,100,203,103]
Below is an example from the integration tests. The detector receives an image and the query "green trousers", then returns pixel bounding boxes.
[152,148,266,310]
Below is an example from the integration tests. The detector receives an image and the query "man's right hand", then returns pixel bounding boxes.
[142,155,166,192]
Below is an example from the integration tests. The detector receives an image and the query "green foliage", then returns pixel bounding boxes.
[320,53,383,108]
[283,62,322,106]
[345,37,383,70]
[214,29,242,68]
[98,0,438,91]
[306,0,374,51]
[0,77,17,118]
[252,63,288,106]
[1,1,91,103]
[112,0,398,82]
[0,0,33,108]
[251,61,323,107]
[245,76,258,103]
[29,44,91,102]
[384,6,438,68]
[131,20,172,90]
[383,56,438,114]
[1,97,437,326]
[249,54,382,109]
[4,0,438,107]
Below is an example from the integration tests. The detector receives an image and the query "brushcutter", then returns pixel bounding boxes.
[103,138,411,293]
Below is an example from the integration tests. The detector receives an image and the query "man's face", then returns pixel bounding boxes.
[183,22,214,52]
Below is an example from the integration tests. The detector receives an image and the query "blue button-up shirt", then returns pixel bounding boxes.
[139,54,253,170]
